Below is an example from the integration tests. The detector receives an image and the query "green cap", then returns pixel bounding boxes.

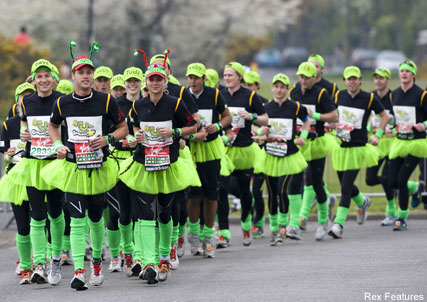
[150,54,171,67]
[399,59,417,76]
[307,54,325,68]
[343,66,361,79]
[168,74,181,86]
[373,67,391,79]
[110,74,125,89]
[94,66,113,80]
[186,63,206,78]
[297,62,317,77]
[15,82,35,102]
[56,79,74,95]
[31,59,52,80]
[243,71,261,84]
[272,73,290,86]
[224,62,244,77]
[205,69,219,88]
[50,64,60,82]
[123,67,144,81]
[145,64,167,79]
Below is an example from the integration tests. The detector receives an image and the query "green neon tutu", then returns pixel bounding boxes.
[118,157,201,194]
[228,142,261,171]
[299,135,339,161]
[252,144,265,174]
[179,146,192,161]
[110,149,133,162]
[190,137,224,162]
[0,174,28,206]
[389,138,427,159]
[8,158,56,191]
[220,153,235,177]
[332,144,381,171]
[261,150,307,177]
[40,158,119,195]
[372,136,395,158]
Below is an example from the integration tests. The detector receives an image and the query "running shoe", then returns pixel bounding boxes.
[270,231,282,246]
[286,226,302,240]
[124,254,133,277]
[158,260,172,282]
[60,250,73,266]
[170,244,180,270]
[356,196,371,225]
[216,235,230,249]
[108,256,121,273]
[177,236,185,258]
[15,261,21,275]
[328,195,337,219]
[393,217,407,231]
[278,226,287,241]
[242,230,252,246]
[328,223,343,239]
[230,198,241,212]
[31,263,48,284]
[381,215,397,227]
[71,269,88,290]
[315,223,328,241]
[251,226,264,239]
[202,237,215,258]
[131,260,142,277]
[411,181,424,208]
[188,234,202,256]
[89,258,104,286]
[299,217,307,231]
[48,258,62,285]
[141,264,158,284]
[19,270,32,285]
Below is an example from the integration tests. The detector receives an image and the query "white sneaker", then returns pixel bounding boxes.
[108,256,121,273]
[328,195,337,219]
[71,269,88,290]
[123,254,133,277]
[315,223,328,241]
[89,258,104,286]
[328,223,343,239]
[158,260,172,282]
[356,196,371,225]
[31,264,48,284]
[286,226,302,240]
[202,237,215,258]
[270,231,283,246]
[170,244,179,270]
[48,258,62,285]
[188,234,201,255]
[381,215,397,226]
[15,261,21,275]
[177,236,185,258]
[140,264,158,284]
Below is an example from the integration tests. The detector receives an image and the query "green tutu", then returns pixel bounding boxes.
[220,153,235,177]
[332,144,381,171]
[0,174,28,206]
[179,146,193,161]
[228,142,261,171]
[371,136,395,158]
[190,137,224,162]
[118,157,201,194]
[389,138,427,159]
[261,150,307,177]
[299,135,339,161]
[8,158,56,191]
[110,149,133,162]
[40,158,119,195]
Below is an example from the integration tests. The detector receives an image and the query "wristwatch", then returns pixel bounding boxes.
[107,133,115,144]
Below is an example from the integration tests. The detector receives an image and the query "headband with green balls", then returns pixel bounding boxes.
[70,40,100,70]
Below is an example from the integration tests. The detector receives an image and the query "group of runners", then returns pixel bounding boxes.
[0,41,426,290]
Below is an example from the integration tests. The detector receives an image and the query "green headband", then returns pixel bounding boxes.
[399,63,416,76]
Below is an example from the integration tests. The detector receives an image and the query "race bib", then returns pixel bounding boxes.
[266,139,287,157]
[336,124,354,142]
[66,116,103,143]
[269,118,293,141]
[396,123,414,140]
[140,121,173,147]
[297,105,316,126]
[144,146,170,171]
[9,139,26,164]
[338,106,365,129]
[74,142,103,169]
[30,137,56,159]
[228,107,246,129]
[394,106,416,125]
[198,109,213,127]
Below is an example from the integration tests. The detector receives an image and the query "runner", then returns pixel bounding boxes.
[110,74,126,98]
[329,66,391,239]
[56,79,74,95]
[307,54,339,98]
[7,83,36,119]
[93,66,113,93]
[205,68,220,89]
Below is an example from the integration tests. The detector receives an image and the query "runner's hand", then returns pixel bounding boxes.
[20,128,30,142]
[306,106,313,117]
[414,123,426,132]
[194,131,208,142]
[238,110,251,120]
[159,127,173,139]
[205,124,218,134]
[90,136,108,149]
[57,146,70,159]
[262,126,270,136]
[179,139,186,149]
[135,130,144,144]
[296,137,305,146]
[369,136,379,146]
[6,147,16,158]
[127,135,137,148]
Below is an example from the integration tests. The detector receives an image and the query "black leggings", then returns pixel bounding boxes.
[366,157,394,200]
[265,173,303,215]
[27,187,63,221]
[337,170,360,208]
[232,169,253,222]
[63,204,71,236]
[116,180,133,226]
[252,173,265,225]
[131,190,175,223]
[389,155,420,211]
[171,190,188,227]
[304,158,327,204]
[217,175,231,230]
[66,192,105,222]
[106,188,120,231]
[12,202,31,236]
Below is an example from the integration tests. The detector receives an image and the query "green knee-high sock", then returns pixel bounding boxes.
[155,226,160,264]
[48,212,65,258]
[133,222,141,261]
[171,225,179,244]
[16,234,32,271]
[30,218,46,265]
[118,222,133,255]
[317,201,329,225]
[188,219,200,235]
[88,217,105,259]
[407,181,418,195]
[85,211,90,245]
[62,235,71,251]
[398,207,409,220]
[352,192,365,207]
[139,220,157,266]
[219,229,231,239]
[255,216,265,227]
[278,212,288,227]
[106,228,121,258]
[289,195,302,228]
[299,186,316,220]
[46,239,52,259]
[70,217,87,270]
[241,214,252,232]
[202,226,215,239]
[269,214,278,233]
[158,220,173,258]
[334,206,349,226]
[178,223,187,237]
[386,198,397,217]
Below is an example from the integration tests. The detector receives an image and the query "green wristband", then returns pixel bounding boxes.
[104,135,110,144]
[300,130,309,139]
[221,135,229,145]
[392,128,398,134]
[214,123,221,131]
[312,112,321,121]
[188,134,195,141]
[20,125,28,133]
[375,128,384,138]
[5,155,12,163]
[367,124,373,132]
[423,121,427,127]
[53,140,64,152]
[256,128,263,136]
[126,135,135,143]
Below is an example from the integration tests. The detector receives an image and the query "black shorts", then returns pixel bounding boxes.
[189,159,220,200]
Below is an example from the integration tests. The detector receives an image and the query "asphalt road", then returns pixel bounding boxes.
[0,220,426,302]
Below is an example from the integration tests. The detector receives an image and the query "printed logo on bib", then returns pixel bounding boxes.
[228,107,246,128]
[269,118,293,141]
[74,142,103,169]
[27,116,56,159]
[140,121,173,147]
[338,106,364,129]
[198,109,213,127]
[297,105,316,126]
[10,139,26,164]
[394,106,416,140]
[371,110,392,130]
[66,116,103,143]
[144,146,171,171]
[27,116,50,138]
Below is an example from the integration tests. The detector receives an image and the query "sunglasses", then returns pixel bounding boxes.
[399,59,415,68]
[375,67,387,73]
